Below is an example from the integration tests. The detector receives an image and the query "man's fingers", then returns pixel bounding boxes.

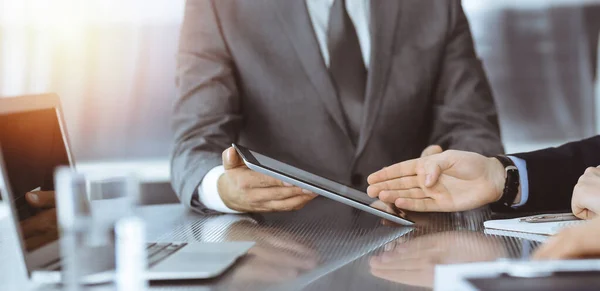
[394,198,438,212]
[249,186,315,202]
[378,189,428,204]
[25,191,56,208]
[367,177,420,198]
[420,145,443,158]
[422,158,447,188]
[368,159,419,185]
[222,147,246,170]
[262,194,317,211]
[247,171,293,188]
[244,171,315,192]
[573,208,596,220]
[571,188,600,220]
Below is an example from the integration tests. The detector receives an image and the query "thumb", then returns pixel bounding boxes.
[222,147,246,170]
[420,145,443,157]
[421,156,451,188]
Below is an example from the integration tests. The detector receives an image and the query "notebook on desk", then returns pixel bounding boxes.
[484,214,586,236]
[484,229,549,243]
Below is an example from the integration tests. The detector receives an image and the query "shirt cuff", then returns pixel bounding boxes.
[197,165,242,213]
[508,156,529,208]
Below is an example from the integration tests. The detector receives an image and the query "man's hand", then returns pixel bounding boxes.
[420,145,443,157]
[218,147,317,212]
[533,217,600,260]
[571,166,600,220]
[20,190,58,251]
[25,191,56,209]
[366,150,506,212]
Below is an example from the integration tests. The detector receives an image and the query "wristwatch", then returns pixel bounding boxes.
[492,155,520,208]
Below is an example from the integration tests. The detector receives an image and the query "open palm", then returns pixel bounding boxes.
[367,150,504,212]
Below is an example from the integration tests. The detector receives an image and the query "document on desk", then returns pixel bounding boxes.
[483,213,586,236]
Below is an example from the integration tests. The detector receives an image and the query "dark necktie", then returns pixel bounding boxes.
[327,0,367,145]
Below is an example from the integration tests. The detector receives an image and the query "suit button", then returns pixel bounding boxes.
[351,173,363,187]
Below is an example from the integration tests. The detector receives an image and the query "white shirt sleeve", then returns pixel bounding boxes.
[197,165,243,213]
[507,156,529,208]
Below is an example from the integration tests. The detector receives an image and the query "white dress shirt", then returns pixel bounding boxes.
[197,0,372,213]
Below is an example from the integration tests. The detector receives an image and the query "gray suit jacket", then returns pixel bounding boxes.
[171,0,504,211]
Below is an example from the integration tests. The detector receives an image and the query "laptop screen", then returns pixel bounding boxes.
[0,108,70,252]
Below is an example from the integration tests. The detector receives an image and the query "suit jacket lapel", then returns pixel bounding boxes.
[355,0,403,157]
[274,0,353,144]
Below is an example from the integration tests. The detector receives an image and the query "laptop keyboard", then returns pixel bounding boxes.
[46,242,188,271]
[146,242,188,267]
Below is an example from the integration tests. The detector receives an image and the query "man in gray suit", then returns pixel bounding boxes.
[171,0,504,214]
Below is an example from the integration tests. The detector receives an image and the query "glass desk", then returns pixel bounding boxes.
[1,197,541,291]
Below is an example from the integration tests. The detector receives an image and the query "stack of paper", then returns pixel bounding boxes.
[484,214,586,236]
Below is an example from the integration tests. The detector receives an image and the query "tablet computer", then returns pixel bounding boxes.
[232,144,415,226]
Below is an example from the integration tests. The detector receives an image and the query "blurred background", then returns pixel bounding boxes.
[0,0,599,202]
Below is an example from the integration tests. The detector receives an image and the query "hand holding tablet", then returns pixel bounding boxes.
[232,144,415,226]
[217,147,317,213]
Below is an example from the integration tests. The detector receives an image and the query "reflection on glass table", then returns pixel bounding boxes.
[369,231,510,288]
[225,220,320,286]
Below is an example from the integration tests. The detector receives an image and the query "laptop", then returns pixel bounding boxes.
[0,94,254,284]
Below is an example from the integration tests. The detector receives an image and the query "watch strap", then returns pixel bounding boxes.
[492,155,520,208]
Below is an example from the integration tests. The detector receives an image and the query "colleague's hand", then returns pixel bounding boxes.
[533,217,600,260]
[367,150,506,212]
[370,231,506,288]
[571,166,600,220]
[218,147,317,212]
[420,145,443,157]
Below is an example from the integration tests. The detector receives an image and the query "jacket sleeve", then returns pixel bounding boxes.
[511,135,600,213]
[170,0,242,212]
[428,0,504,156]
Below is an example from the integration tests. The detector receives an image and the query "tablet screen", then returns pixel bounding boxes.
[250,150,377,206]
[234,145,412,223]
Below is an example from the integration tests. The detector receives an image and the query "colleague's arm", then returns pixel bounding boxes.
[367,150,505,212]
[427,0,503,156]
[367,136,600,213]
[511,136,600,213]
